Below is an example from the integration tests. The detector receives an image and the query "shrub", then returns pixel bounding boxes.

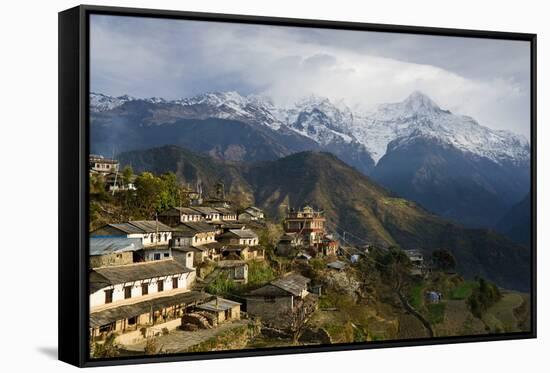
[467,278,501,318]
[92,333,119,358]
[144,337,159,355]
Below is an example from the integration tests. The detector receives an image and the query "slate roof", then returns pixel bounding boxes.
[90,259,193,288]
[196,297,241,312]
[89,237,143,256]
[221,229,258,239]
[127,220,176,233]
[217,260,247,268]
[89,291,209,327]
[179,221,217,233]
[102,223,144,235]
[247,273,310,297]
[93,221,176,235]
[159,207,202,217]
[191,207,220,215]
[214,207,237,215]
[271,273,310,296]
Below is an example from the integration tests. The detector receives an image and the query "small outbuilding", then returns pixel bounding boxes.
[196,297,241,323]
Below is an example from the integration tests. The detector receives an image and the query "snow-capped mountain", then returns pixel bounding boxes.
[353,91,530,165]
[90,93,137,112]
[90,90,531,228]
[90,90,529,167]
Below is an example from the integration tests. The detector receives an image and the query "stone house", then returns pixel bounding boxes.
[276,233,304,256]
[245,273,318,330]
[217,260,248,284]
[89,237,143,268]
[196,297,241,324]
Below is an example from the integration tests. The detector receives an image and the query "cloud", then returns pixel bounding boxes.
[90,15,531,137]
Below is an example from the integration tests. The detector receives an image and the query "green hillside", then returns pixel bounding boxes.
[117,146,530,291]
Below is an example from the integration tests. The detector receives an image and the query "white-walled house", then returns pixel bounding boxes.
[218,229,259,246]
[238,206,265,221]
[89,259,203,345]
[89,259,196,309]
[214,207,238,222]
[190,207,221,222]
[172,222,218,247]
[158,207,204,227]
[91,220,176,247]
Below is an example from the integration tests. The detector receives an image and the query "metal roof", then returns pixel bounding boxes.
[90,260,193,287]
[89,291,209,328]
[89,237,143,256]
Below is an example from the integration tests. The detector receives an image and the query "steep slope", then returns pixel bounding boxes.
[91,100,320,162]
[117,145,255,207]
[117,145,530,291]
[364,92,530,227]
[371,136,530,227]
[496,192,532,247]
[91,90,530,227]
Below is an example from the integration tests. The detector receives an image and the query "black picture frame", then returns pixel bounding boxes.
[58,4,537,368]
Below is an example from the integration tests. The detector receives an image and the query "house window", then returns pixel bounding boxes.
[172,277,179,289]
[263,296,276,303]
[157,280,164,292]
[154,253,161,260]
[99,322,115,334]
[124,286,132,299]
[141,283,149,296]
[127,316,137,325]
[164,233,168,241]
[150,234,154,243]
[104,289,113,304]
[164,253,170,258]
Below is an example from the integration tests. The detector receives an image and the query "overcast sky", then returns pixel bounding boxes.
[90,15,531,137]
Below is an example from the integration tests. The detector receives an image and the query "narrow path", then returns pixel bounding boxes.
[397,289,434,338]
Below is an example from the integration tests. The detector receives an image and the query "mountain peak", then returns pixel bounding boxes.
[402,90,441,112]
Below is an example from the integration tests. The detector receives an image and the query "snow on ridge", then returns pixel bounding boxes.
[90,91,530,165]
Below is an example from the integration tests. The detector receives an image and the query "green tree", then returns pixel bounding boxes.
[134,172,163,218]
[92,333,119,358]
[122,166,134,185]
[431,249,456,271]
[375,247,412,290]
[467,277,502,318]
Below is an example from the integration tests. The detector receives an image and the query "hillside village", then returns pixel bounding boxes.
[88,155,531,357]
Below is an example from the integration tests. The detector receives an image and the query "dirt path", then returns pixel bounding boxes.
[397,289,434,337]
[123,319,248,354]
